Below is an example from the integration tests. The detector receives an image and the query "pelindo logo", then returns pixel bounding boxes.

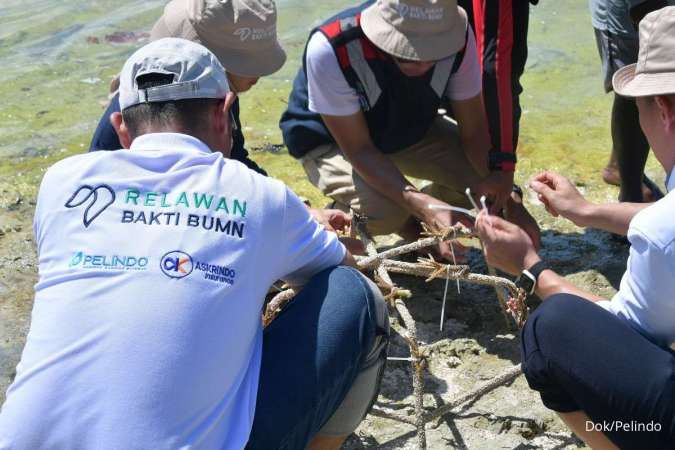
[160,251,194,279]
[68,251,149,271]
[70,252,84,267]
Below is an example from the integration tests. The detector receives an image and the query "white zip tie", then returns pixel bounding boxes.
[450,235,461,295]
[480,195,494,227]
[465,188,480,212]
[427,204,476,218]
[387,356,415,362]
[439,264,450,332]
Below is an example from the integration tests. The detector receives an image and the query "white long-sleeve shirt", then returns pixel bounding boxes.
[600,167,675,349]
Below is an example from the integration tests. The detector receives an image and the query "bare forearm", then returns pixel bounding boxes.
[349,149,410,202]
[535,269,606,303]
[341,251,358,269]
[460,127,491,177]
[575,201,649,235]
[347,149,431,217]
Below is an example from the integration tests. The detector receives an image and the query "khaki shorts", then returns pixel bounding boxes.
[301,117,486,235]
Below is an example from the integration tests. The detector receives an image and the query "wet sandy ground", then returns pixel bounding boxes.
[0,189,630,448]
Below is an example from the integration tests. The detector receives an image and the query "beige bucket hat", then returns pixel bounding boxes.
[150,0,286,77]
[613,6,675,97]
[360,0,468,61]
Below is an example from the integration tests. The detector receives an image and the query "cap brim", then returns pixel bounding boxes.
[209,41,287,77]
[361,5,467,61]
[613,63,675,97]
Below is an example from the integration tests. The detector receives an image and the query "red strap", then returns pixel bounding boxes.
[335,46,350,69]
[319,13,385,69]
[495,0,515,155]
[319,19,342,39]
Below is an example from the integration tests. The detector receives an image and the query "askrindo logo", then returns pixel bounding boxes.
[160,251,194,279]
[65,185,116,227]
[68,251,149,271]
[159,250,236,285]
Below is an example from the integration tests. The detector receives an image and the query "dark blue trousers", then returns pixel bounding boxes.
[522,294,675,449]
[247,266,387,449]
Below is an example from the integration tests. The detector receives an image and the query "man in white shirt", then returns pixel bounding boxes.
[474,7,675,448]
[0,38,388,450]
[280,0,540,260]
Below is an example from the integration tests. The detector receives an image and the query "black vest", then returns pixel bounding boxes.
[280,1,466,158]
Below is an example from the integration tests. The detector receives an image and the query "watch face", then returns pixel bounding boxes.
[516,271,536,295]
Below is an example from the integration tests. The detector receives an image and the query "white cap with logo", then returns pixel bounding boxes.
[119,37,231,111]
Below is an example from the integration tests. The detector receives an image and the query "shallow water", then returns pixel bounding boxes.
[0,0,662,191]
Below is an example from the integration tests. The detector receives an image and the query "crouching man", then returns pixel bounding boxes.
[475,8,675,449]
[0,38,388,450]
[279,0,540,260]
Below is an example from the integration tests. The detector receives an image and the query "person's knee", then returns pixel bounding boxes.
[524,294,586,345]
[328,266,389,347]
[521,294,585,380]
[315,270,389,437]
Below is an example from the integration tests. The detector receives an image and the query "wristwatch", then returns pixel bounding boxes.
[515,260,551,295]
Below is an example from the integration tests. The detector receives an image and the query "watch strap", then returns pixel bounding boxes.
[527,260,551,284]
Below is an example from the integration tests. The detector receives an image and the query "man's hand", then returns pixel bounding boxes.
[504,190,542,251]
[309,208,351,233]
[475,211,540,276]
[472,171,514,213]
[309,208,366,256]
[529,171,591,226]
[409,193,474,261]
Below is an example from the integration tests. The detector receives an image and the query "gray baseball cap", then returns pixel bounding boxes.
[613,6,675,97]
[150,0,286,77]
[119,37,231,111]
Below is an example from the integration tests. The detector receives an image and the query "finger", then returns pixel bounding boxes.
[542,171,571,190]
[491,192,510,214]
[531,171,553,185]
[475,215,498,242]
[475,210,488,231]
[482,214,514,232]
[531,171,557,190]
[530,180,556,197]
[537,194,558,217]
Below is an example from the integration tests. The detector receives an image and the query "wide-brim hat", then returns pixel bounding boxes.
[613,7,675,97]
[151,0,286,77]
[361,0,468,61]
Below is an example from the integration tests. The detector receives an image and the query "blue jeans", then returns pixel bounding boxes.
[247,266,389,449]
[521,294,675,449]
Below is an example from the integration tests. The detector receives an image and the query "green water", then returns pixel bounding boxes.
[0,0,662,208]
